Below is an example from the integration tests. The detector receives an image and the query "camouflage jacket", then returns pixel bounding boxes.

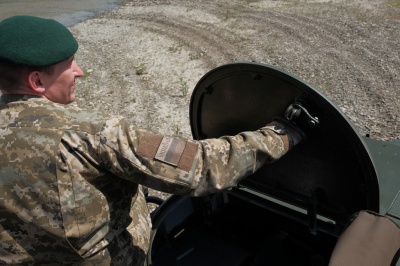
[0,94,295,265]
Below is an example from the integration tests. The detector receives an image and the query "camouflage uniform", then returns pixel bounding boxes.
[0,94,295,265]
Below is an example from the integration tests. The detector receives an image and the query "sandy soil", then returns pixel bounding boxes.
[70,0,400,200]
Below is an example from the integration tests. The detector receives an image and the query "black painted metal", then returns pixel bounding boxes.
[189,62,379,223]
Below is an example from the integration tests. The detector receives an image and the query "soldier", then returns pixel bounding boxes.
[0,16,305,265]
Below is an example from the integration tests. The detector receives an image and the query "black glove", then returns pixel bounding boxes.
[272,115,306,146]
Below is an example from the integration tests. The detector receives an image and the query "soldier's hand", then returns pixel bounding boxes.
[271,115,305,146]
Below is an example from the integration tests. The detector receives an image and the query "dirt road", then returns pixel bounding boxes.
[72,0,399,142]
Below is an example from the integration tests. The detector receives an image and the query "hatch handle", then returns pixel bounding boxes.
[285,102,320,127]
[308,193,318,235]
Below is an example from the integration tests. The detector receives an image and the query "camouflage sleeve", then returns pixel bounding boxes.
[96,117,296,197]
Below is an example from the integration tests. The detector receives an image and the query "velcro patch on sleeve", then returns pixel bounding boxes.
[177,141,199,172]
[137,134,199,172]
[136,133,164,158]
[136,133,199,172]
[155,136,187,166]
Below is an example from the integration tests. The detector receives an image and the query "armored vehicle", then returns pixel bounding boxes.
[146,62,400,266]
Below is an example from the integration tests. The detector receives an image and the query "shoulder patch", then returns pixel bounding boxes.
[136,133,163,158]
[155,136,186,166]
[177,141,198,172]
[137,134,198,172]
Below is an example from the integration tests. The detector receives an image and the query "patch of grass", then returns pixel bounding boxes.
[136,63,147,75]
[189,53,199,60]
[179,77,189,97]
[82,69,92,79]
[172,125,183,137]
[168,45,180,53]
[388,0,400,6]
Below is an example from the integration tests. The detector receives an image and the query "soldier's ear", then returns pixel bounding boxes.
[27,71,46,94]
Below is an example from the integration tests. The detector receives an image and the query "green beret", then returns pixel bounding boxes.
[0,15,78,67]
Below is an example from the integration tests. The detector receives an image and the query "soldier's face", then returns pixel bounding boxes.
[40,56,83,104]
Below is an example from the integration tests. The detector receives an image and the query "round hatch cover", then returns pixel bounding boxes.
[190,62,379,222]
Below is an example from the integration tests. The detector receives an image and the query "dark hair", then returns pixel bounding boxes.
[0,60,54,91]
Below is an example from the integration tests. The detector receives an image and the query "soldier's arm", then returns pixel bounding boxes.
[96,117,301,196]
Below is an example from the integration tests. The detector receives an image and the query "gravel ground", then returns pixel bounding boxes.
[70,0,400,200]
